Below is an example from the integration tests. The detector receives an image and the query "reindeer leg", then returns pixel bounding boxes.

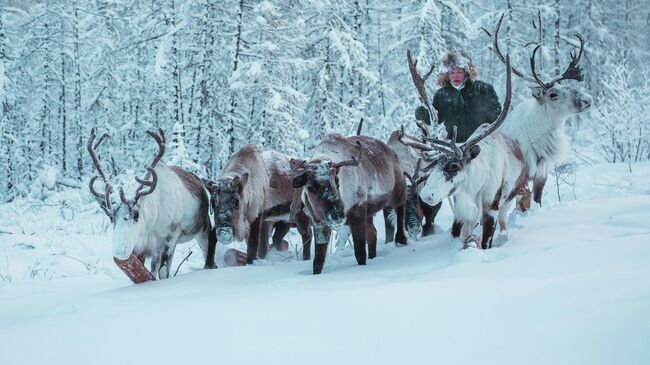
[421,200,442,237]
[383,206,395,244]
[246,215,263,265]
[204,227,217,269]
[351,223,367,266]
[271,221,291,251]
[150,250,162,280]
[460,220,478,249]
[498,199,515,233]
[312,224,331,275]
[257,221,271,259]
[296,212,312,261]
[394,204,408,245]
[159,235,180,279]
[481,212,498,250]
[451,220,463,238]
[350,207,368,265]
[367,216,377,259]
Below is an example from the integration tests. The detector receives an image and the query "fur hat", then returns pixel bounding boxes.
[437,51,479,86]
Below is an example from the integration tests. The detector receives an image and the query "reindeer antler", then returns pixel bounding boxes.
[131,129,165,206]
[425,126,463,158]
[481,13,538,83]
[407,50,438,124]
[87,128,114,219]
[404,158,429,186]
[483,13,585,89]
[461,55,512,150]
[397,125,435,152]
[532,34,584,88]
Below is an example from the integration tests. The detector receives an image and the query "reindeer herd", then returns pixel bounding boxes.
[87,17,592,283]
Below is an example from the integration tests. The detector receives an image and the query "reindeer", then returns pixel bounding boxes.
[398,53,515,249]
[291,135,407,274]
[482,14,593,205]
[386,131,440,238]
[204,145,312,264]
[356,114,434,240]
[88,129,216,283]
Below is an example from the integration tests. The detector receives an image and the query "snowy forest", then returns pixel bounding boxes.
[2,1,650,364]
[0,0,649,201]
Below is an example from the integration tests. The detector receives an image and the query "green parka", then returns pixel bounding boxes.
[418,79,502,143]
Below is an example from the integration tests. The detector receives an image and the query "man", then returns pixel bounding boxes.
[414,51,503,236]
[416,51,502,142]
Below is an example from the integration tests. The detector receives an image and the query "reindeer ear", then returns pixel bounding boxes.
[531,87,544,102]
[290,158,307,173]
[469,145,481,160]
[292,173,308,188]
[240,173,249,187]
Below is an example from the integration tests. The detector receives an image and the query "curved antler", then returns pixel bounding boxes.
[133,167,158,203]
[529,44,548,88]
[404,158,431,186]
[403,158,422,185]
[481,13,538,83]
[461,55,512,150]
[483,13,585,89]
[132,129,166,205]
[398,125,435,152]
[87,128,114,218]
[407,50,438,124]
[541,33,585,87]
[424,126,462,158]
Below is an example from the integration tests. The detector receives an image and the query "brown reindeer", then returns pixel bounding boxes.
[205,146,312,264]
[88,128,216,282]
[291,134,407,274]
[386,131,440,239]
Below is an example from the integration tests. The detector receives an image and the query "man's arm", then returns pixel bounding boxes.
[481,82,502,123]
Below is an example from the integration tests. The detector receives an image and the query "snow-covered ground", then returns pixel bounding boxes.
[1,162,649,365]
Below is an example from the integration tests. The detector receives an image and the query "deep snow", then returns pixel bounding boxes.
[1,162,649,365]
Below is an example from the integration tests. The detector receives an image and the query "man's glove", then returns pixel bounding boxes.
[415,106,431,125]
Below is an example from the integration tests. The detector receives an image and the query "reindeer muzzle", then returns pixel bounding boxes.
[217,228,234,244]
[577,95,592,111]
[325,215,345,229]
[114,254,155,284]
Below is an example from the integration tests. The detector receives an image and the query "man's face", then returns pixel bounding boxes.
[449,67,466,87]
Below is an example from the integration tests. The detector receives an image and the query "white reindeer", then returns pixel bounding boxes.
[88,129,215,283]
[482,14,593,205]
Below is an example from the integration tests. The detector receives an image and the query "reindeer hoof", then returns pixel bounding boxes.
[462,235,481,250]
[224,248,247,267]
[270,240,290,252]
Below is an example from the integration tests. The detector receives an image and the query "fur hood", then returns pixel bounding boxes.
[437,51,479,86]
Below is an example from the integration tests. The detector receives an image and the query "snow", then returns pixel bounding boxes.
[1,162,650,364]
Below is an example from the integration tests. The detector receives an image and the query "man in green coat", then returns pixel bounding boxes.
[416,51,502,142]
[413,51,502,236]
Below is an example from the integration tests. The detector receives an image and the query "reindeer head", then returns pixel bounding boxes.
[400,54,513,206]
[416,141,482,206]
[290,142,363,228]
[482,14,592,119]
[403,159,429,237]
[204,174,249,244]
[88,128,165,259]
